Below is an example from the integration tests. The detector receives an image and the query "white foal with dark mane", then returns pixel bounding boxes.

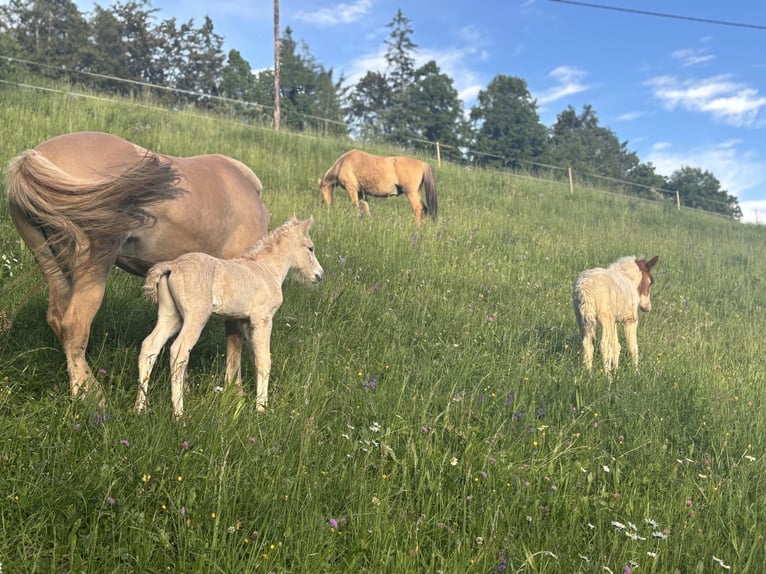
[573,255,659,374]
[135,216,323,418]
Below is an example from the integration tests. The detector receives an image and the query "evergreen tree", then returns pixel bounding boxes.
[3,0,88,72]
[469,74,547,167]
[346,70,392,140]
[401,60,465,159]
[544,105,638,182]
[278,27,346,135]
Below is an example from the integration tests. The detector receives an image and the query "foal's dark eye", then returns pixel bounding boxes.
[308,246,314,252]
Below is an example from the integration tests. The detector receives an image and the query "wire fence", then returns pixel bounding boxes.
[0,55,742,219]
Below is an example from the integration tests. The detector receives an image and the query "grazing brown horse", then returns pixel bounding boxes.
[6,131,270,406]
[319,149,438,223]
[136,216,323,419]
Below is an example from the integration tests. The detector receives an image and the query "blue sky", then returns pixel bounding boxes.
[86,0,766,222]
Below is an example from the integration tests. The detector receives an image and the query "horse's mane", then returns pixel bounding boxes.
[241,218,300,259]
[607,256,641,282]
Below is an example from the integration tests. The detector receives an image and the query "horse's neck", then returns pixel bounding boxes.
[242,250,290,285]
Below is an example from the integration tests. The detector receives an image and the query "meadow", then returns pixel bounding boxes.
[1,82,765,573]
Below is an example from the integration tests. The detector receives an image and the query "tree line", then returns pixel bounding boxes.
[0,0,741,219]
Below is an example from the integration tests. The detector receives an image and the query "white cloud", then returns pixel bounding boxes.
[615,111,647,122]
[646,74,766,127]
[534,66,589,105]
[295,0,372,27]
[646,139,766,222]
[672,48,714,67]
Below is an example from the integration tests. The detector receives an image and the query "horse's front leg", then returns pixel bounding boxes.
[224,319,246,393]
[343,182,366,218]
[248,315,273,411]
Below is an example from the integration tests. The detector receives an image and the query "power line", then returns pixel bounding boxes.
[549,0,766,31]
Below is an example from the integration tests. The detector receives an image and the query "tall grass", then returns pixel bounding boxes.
[1,82,765,572]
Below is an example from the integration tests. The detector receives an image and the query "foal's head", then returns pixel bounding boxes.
[636,255,659,312]
[288,216,324,284]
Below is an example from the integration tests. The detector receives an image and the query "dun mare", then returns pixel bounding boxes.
[319,149,438,223]
[5,131,270,406]
[135,216,323,419]
[573,255,659,374]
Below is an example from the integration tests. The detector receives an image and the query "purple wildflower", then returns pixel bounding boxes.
[328,518,339,529]
[120,439,130,447]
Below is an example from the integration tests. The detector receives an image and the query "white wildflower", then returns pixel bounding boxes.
[450,456,458,466]
[610,521,625,530]
[652,531,668,539]
[712,556,731,570]
[369,421,381,432]
[603,464,611,473]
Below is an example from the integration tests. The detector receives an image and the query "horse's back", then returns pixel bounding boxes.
[34,131,147,178]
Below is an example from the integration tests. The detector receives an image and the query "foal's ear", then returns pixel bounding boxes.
[647,255,659,269]
[302,216,314,232]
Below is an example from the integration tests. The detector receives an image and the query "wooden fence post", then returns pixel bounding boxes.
[676,190,680,209]
[436,141,441,167]
[568,167,574,194]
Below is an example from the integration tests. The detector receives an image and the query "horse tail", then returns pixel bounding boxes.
[422,162,438,220]
[143,263,173,304]
[6,149,183,271]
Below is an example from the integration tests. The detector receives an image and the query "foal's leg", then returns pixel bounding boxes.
[168,318,208,419]
[224,319,245,393]
[598,313,618,374]
[623,319,640,373]
[247,315,273,411]
[580,320,596,371]
[136,278,182,412]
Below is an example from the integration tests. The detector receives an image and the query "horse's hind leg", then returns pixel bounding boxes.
[57,261,113,406]
[136,278,182,412]
[403,187,427,223]
[225,319,245,393]
[168,318,207,419]
[580,318,596,371]
[9,206,105,404]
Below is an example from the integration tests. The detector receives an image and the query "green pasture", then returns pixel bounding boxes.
[1,83,765,573]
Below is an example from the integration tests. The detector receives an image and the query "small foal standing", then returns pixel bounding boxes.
[136,216,324,418]
[573,255,659,374]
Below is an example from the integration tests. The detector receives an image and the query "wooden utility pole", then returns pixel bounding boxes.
[273,0,281,131]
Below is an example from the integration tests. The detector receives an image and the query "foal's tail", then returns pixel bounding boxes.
[6,149,182,271]
[422,163,438,220]
[143,263,173,305]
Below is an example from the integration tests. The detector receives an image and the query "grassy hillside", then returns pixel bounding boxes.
[1,83,765,573]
